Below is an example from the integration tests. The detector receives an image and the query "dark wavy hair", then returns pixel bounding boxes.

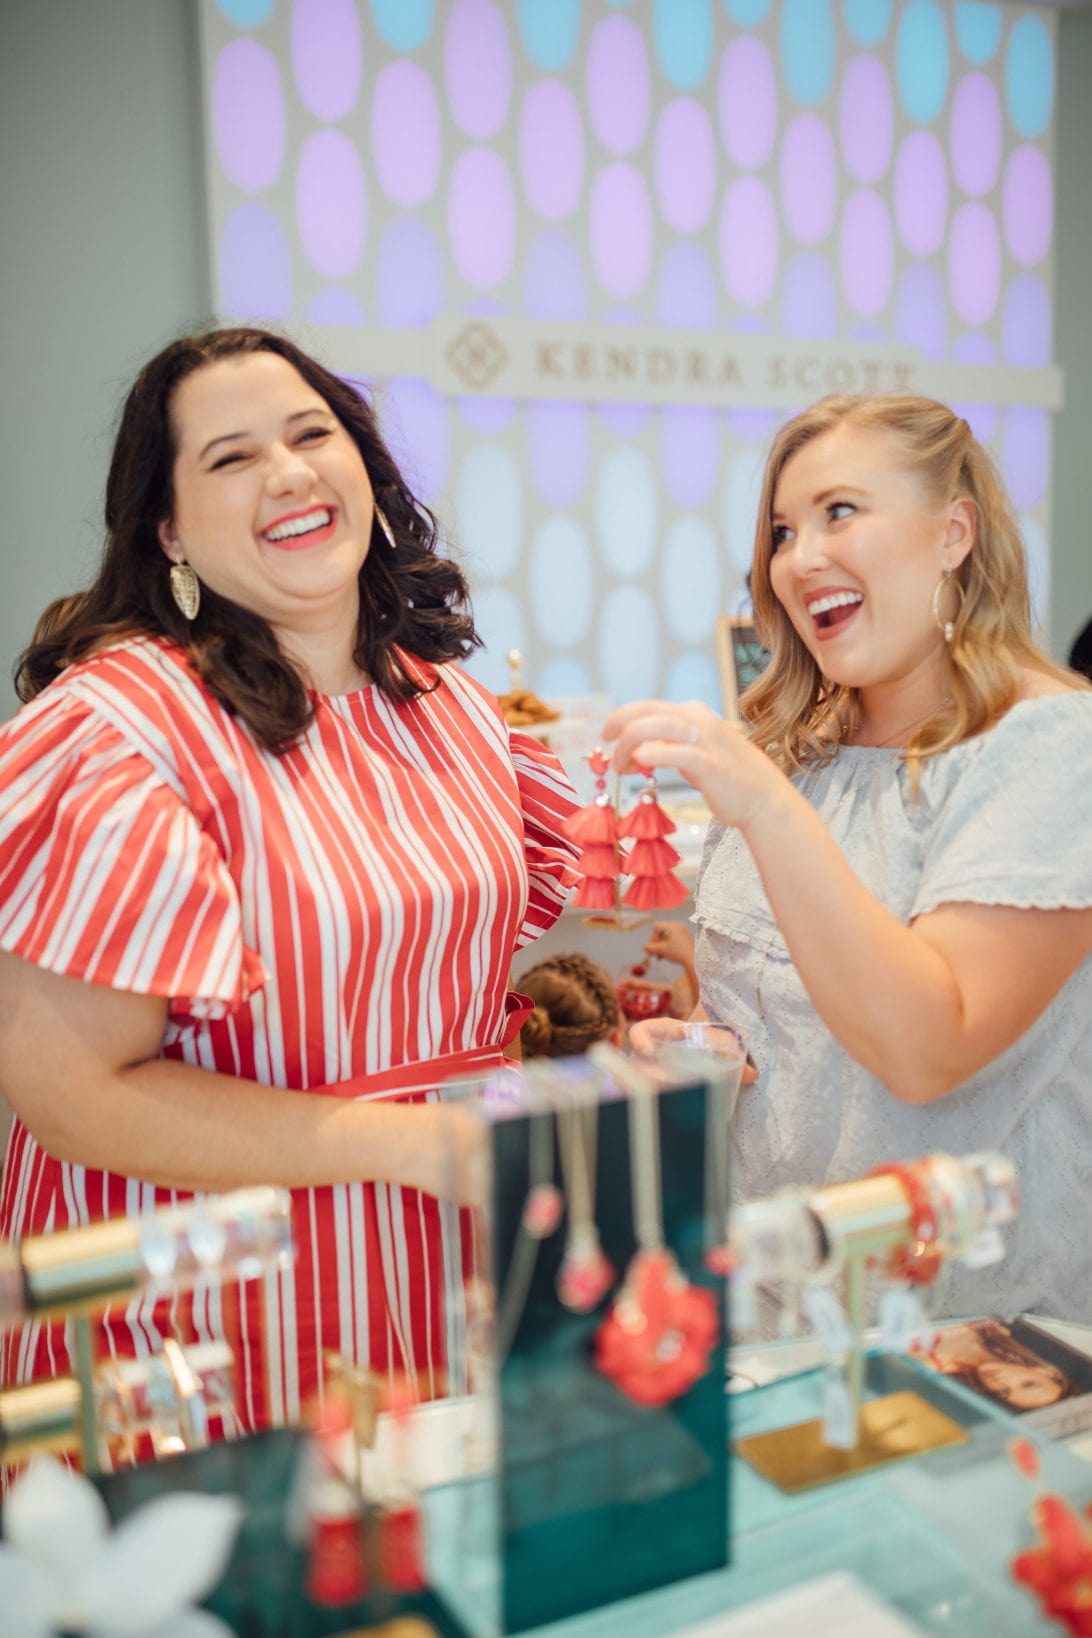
[16,326,480,750]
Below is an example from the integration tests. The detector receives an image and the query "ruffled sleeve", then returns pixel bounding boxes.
[912,694,1092,918]
[0,690,267,1019]
[508,729,582,949]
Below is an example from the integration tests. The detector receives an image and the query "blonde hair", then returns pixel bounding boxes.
[518,953,622,1060]
[744,393,1085,779]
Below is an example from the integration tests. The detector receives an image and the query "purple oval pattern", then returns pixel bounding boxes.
[948,202,1001,325]
[1003,145,1053,267]
[291,0,362,121]
[894,130,948,256]
[590,164,654,299]
[718,36,778,170]
[661,408,721,507]
[656,240,719,329]
[840,56,893,183]
[950,330,998,446]
[528,402,591,506]
[720,178,779,308]
[1001,408,1049,512]
[587,14,650,155]
[376,217,445,326]
[220,203,292,318]
[306,287,366,325]
[381,377,450,502]
[213,39,285,193]
[372,62,441,208]
[949,72,1001,198]
[895,262,947,360]
[655,98,716,233]
[780,115,838,245]
[524,230,588,319]
[448,147,516,289]
[780,252,838,337]
[1002,274,1051,369]
[520,81,584,221]
[445,0,511,140]
[296,129,366,279]
[840,190,893,316]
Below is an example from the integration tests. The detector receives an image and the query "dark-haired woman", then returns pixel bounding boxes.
[0,328,579,1432]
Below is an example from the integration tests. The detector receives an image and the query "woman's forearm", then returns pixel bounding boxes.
[741,789,969,1100]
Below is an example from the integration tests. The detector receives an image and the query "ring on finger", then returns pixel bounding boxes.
[686,725,699,746]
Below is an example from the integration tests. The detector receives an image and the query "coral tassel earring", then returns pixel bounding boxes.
[618,767,689,910]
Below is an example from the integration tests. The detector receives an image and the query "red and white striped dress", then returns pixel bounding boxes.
[0,636,579,1431]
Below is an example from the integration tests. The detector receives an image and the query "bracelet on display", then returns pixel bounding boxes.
[868,1161,943,1286]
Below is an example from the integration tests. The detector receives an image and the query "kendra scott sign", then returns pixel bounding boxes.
[314,318,1062,412]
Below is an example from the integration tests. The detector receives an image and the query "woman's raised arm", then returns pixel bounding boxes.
[606,699,1092,1103]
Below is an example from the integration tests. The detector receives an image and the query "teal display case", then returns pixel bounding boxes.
[478,1065,730,1634]
[427,1348,1092,1636]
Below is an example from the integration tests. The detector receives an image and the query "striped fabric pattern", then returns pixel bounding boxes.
[0,637,579,1427]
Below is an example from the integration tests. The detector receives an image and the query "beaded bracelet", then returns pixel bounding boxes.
[870,1160,943,1285]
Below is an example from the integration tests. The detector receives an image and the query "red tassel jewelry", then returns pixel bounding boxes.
[562,749,630,916]
[617,766,689,911]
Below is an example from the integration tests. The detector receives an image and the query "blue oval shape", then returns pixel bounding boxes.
[781,0,836,108]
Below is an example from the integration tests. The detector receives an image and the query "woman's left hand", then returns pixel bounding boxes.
[603,700,789,835]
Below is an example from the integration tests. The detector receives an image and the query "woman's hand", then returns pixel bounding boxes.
[602,700,790,836]
[643,921,696,973]
[627,1016,689,1056]
[411,1102,490,1208]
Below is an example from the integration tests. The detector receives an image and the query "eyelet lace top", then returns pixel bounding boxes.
[694,692,1092,1323]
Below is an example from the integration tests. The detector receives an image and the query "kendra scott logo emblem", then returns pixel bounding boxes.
[446,320,508,391]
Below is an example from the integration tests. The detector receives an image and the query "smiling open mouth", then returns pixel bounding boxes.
[810,591,862,632]
[262,507,335,548]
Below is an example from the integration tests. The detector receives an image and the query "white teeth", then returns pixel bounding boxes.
[264,507,331,542]
[808,591,863,617]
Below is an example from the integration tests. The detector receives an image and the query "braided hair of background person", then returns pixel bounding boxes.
[519,953,622,1059]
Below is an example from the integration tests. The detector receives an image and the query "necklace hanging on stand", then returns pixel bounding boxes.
[591,1047,718,1409]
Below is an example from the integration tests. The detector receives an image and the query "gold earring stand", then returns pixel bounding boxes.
[734,1171,972,1493]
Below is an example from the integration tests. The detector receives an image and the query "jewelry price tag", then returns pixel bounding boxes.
[821,1367,856,1451]
[802,1283,853,1356]
[960,1224,1005,1269]
[878,1285,926,1355]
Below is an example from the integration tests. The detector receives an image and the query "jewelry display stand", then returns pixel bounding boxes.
[0,1186,293,1473]
[729,1153,1019,1493]
[444,1051,730,1636]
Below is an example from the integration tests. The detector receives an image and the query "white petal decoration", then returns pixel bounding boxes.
[0,1543,54,1638]
[4,1457,110,1580]
[80,1494,244,1638]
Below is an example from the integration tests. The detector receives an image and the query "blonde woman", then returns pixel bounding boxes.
[612,394,1092,1324]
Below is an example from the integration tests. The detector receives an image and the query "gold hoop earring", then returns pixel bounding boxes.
[932,570,964,644]
[169,560,201,621]
[374,505,396,550]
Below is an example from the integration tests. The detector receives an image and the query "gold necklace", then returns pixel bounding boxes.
[843,700,946,749]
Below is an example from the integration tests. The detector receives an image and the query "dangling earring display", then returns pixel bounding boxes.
[932,570,964,644]
[374,505,397,550]
[592,1047,718,1408]
[169,560,201,621]
[555,1097,615,1313]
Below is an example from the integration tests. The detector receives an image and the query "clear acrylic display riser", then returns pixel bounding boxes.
[425,1350,1092,1637]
